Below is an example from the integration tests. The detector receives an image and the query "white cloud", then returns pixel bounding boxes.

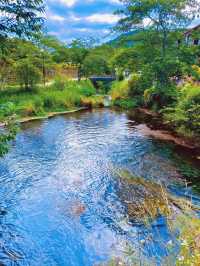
[60,0,77,7]
[109,0,121,4]
[85,13,120,24]
[48,0,77,7]
[48,14,65,22]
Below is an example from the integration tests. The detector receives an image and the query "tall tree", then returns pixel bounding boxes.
[0,0,44,155]
[116,0,199,57]
[0,0,44,37]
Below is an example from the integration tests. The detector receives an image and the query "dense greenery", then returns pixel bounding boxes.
[108,0,200,140]
[0,0,44,156]
[0,80,97,119]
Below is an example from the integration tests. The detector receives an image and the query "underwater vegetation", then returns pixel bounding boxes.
[102,170,200,266]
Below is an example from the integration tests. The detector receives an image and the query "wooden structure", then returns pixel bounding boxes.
[2,63,80,86]
[55,63,79,80]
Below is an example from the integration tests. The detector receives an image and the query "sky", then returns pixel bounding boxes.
[44,0,122,44]
[44,0,200,45]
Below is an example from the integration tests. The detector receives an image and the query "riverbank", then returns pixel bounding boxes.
[1,104,199,158]
[0,79,97,122]
[110,79,200,152]
[0,107,88,127]
[18,107,88,124]
[128,108,200,159]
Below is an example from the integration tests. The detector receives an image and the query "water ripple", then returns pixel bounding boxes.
[0,109,199,266]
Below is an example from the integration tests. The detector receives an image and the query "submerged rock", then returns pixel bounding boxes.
[66,200,86,217]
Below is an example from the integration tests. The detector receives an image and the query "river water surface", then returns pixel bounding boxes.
[0,109,199,266]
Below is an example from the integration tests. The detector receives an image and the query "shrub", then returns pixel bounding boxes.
[110,80,129,100]
[63,89,81,107]
[18,101,37,117]
[78,80,96,96]
[144,84,177,110]
[128,73,142,97]
[0,102,16,119]
[113,99,138,109]
[96,81,106,94]
[53,75,69,90]
[42,94,55,109]
[33,97,45,115]
[163,83,200,137]
[81,96,104,108]
[191,65,200,81]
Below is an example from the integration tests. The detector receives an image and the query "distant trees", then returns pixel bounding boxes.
[83,54,110,77]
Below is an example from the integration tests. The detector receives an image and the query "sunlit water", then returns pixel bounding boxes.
[0,109,199,266]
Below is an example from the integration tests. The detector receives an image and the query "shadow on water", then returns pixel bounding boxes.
[0,109,200,265]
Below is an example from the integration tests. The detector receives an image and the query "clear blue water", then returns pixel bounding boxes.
[0,109,199,266]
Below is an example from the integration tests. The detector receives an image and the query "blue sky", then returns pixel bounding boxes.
[44,0,200,44]
[44,0,122,43]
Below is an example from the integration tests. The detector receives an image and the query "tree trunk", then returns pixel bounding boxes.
[162,30,167,58]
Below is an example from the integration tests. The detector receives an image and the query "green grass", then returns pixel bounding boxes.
[0,79,97,121]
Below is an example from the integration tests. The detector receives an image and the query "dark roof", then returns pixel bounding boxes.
[184,24,200,36]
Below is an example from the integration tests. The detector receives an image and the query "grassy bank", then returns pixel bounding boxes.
[109,78,200,142]
[0,79,105,122]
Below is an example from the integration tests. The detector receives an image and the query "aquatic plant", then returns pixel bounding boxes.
[116,170,199,224]
[115,169,200,265]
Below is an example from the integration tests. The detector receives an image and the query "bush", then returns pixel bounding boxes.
[163,83,200,137]
[18,101,37,117]
[53,75,69,90]
[81,96,104,108]
[110,80,129,100]
[113,99,138,109]
[42,94,55,109]
[191,65,200,81]
[63,89,81,107]
[144,84,177,110]
[78,80,96,96]
[0,102,16,119]
[128,73,142,97]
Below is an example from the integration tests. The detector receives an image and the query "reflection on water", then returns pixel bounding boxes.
[0,109,199,266]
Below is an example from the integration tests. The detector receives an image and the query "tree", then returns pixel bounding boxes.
[83,54,111,77]
[111,47,140,72]
[0,0,44,156]
[0,0,44,38]
[15,58,41,90]
[116,0,199,57]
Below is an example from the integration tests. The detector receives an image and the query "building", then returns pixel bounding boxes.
[184,24,200,46]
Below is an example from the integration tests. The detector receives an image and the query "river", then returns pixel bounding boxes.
[0,109,199,266]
